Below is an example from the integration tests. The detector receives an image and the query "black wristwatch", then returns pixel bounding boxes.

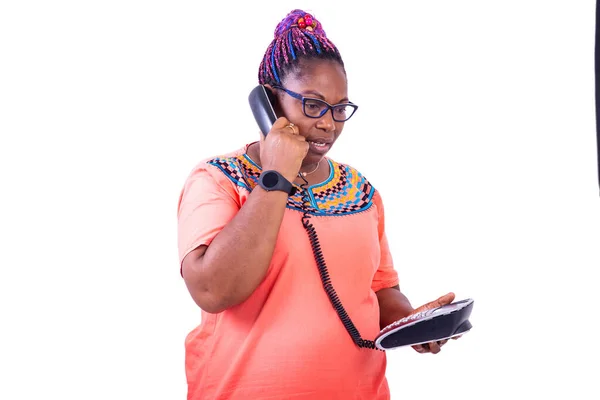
[258,170,296,196]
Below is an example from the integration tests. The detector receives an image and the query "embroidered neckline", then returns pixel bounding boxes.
[207,152,375,216]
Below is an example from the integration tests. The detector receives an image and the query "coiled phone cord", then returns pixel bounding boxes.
[298,174,379,351]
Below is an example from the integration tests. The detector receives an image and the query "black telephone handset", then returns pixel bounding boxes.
[248,85,278,136]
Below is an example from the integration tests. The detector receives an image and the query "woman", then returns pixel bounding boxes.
[177,9,456,399]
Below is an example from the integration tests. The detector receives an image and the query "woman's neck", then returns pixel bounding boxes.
[246,142,329,186]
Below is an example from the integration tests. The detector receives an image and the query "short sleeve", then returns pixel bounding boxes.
[370,190,400,292]
[177,162,242,267]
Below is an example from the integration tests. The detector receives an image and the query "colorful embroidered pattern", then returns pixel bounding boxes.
[207,155,375,216]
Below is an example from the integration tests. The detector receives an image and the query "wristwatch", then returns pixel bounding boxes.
[258,170,296,196]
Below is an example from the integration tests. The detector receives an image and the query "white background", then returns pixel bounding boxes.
[1,1,599,399]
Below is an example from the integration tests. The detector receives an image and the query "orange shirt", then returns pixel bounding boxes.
[177,145,399,400]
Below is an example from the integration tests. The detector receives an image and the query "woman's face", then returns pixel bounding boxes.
[275,59,348,166]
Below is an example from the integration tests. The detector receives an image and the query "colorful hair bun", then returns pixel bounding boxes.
[274,9,326,38]
[259,9,343,85]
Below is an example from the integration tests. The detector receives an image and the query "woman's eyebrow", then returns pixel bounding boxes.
[300,90,350,103]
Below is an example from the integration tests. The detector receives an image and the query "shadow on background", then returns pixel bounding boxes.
[595,1,600,193]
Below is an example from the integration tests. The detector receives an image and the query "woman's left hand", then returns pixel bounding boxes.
[409,292,458,354]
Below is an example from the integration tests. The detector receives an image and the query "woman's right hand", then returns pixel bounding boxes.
[260,117,309,182]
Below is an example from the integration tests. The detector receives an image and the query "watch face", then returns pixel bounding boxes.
[263,171,279,188]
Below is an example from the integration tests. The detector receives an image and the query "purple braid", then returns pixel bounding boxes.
[258,9,345,86]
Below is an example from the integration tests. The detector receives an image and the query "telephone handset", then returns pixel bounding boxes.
[248,85,278,136]
[248,84,379,350]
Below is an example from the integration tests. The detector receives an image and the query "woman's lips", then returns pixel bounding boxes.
[308,140,332,154]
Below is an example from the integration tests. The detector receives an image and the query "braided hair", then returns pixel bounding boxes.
[258,9,345,86]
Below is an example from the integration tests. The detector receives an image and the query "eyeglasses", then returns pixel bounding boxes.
[273,85,358,122]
